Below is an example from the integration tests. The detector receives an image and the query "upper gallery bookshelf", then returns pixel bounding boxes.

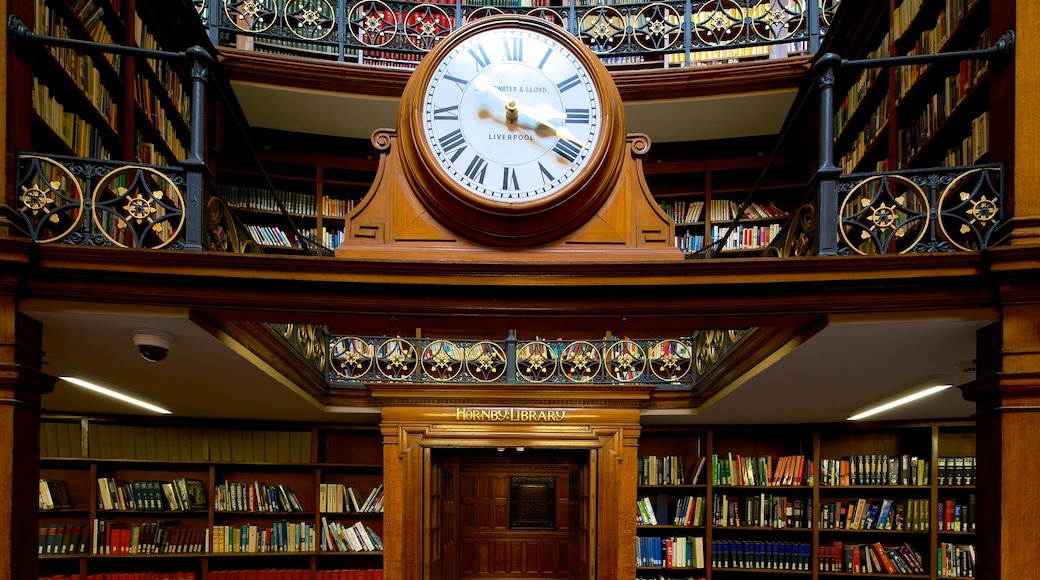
[38,416,384,580]
[21,0,203,166]
[213,131,378,252]
[636,421,976,580]
[829,0,992,175]
[643,137,809,257]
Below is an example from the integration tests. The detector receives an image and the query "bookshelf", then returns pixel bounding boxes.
[214,132,378,253]
[829,0,993,174]
[38,417,384,580]
[20,0,205,166]
[643,138,809,257]
[638,421,976,579]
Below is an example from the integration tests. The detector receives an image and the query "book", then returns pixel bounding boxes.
[39,479,71,510]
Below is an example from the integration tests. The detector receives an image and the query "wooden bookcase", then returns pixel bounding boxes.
[38,416,384,580]
[213,130,378,253]
[15,0,206,165]
[643,137,810,257]
[828,0,993,174]
[636,420,976,580]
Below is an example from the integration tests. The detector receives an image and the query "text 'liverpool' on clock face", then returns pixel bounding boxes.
[422,27,602,202]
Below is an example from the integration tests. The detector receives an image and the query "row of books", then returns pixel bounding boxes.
[213,481,303,513]
[297,226,345,251]
[675,232,704,254]
[40,575,195,580]
[711,453,811,487]
[839,100,889,174]
[319,518,384,552]
[938,542,976,578]
[40,572,382,580]
[319,483,383,514]
[210,571,382,580]
[41,421,83,458]
[93,519,205,554]
[638,455,702,485]
[39,522,88,555]
[323,196,357,217]
[937,456,977,486]
[713,494,811,529]
[712,223,782,251]
[246,225,296,248]
[818,541,926,575]
[218,184,319,216]
[710,540,811,571]
[818,498,930,532]
[940,112,989,168]
[211,521,316,553]
[819,454,932,487]
[209,428,312,464]
[636,535,705,568]
[32,77,113,160]
[938,495,975,532]
[88,423,203,461]
[834,33,888,138]
[662,199,785,226]
[97,477,207,511]
[671,495,707,527]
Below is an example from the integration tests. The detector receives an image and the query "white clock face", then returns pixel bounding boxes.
[422,27,601,202]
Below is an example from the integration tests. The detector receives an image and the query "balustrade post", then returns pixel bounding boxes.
[806,0,822,54]
[206,0,220,45]
[182,46,213,252]
[813,53,842,256]
[505,330,517,384]
[338,0,348,62]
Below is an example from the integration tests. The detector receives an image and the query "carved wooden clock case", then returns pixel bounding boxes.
[336,15,682,261]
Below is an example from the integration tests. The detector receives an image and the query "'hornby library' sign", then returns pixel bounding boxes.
[455,407,567,423]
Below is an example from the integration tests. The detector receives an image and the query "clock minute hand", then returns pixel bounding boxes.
[473,75,585,149]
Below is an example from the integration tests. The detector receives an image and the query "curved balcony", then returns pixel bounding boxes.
[197,0,841,69]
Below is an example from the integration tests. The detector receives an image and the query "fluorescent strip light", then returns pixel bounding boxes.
[847,384,953,421]
[60,376,172,415]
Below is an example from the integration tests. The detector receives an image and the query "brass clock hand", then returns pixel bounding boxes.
[473,75,586,149]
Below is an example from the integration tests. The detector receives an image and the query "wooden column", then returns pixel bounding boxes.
[1002,0,1040,243]
[960,304,1040,580]
[0,282,57,579]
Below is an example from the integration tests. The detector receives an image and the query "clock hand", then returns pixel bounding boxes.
[473,75,586,149]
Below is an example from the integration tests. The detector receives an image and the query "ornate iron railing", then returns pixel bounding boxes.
[268,324,749,389]
[14,153,189,249]
[197,0,840,67]
[836,164,1005,255]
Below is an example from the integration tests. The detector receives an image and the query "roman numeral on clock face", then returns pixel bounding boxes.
[553,139,581,163]
[502,167,519,191]
[468,45,491,69]
[433,105,459,121]
[464,155,488,183]
[566,108,590,124]
[503,38,523,62]
[439,129,467,162]
[557,75,581,92]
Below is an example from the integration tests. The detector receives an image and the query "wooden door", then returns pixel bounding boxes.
[439,449,583,580]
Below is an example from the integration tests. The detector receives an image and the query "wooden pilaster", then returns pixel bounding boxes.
[0,293,57,579]
[960,304,1040,580]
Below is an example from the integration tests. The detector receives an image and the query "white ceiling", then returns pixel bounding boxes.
[230,79,798,143]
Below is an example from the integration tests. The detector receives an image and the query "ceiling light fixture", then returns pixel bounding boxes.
[846,376,953,421]
[59,375,172,415]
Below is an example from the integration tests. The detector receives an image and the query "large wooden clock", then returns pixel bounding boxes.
[398,15,626,246]
[337,15,681,261]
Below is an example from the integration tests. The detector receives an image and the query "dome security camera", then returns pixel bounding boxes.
[132,328,174,362]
